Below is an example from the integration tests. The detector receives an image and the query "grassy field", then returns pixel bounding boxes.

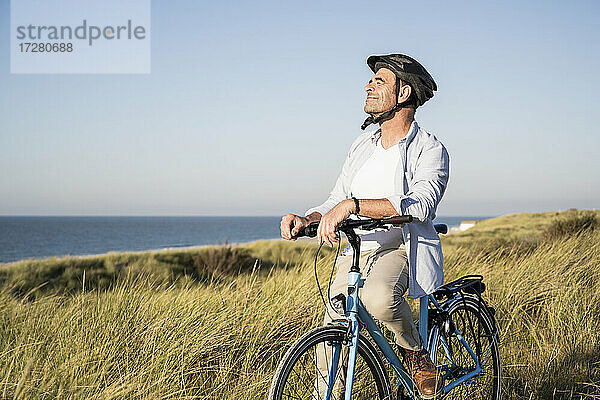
[0,209,599,399]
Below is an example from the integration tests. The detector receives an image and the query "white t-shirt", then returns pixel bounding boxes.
[349,139,405,251]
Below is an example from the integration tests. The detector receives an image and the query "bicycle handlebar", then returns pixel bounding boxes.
[293,215,414,239]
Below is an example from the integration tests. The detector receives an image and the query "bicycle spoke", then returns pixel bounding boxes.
[432,300,500,400]
[284,342,336,400]
[279,335,388,400]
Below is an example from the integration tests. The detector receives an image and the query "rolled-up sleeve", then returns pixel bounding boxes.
[387,141,449,222]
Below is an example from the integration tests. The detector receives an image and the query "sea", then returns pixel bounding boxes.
[0,216,484,264]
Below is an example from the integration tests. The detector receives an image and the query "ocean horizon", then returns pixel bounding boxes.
[0,215,490,264]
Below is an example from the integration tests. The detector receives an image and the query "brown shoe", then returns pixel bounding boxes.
[402,348,442,399]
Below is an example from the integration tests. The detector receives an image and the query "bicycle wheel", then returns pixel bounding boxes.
[269,325,392,400]
[430,296,501,399]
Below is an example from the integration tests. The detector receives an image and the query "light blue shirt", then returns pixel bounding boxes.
[305,121,450,298]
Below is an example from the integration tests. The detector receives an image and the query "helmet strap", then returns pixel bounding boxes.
[361,99,412,130]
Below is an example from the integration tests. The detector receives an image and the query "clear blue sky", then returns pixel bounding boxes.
[1,0,598,216]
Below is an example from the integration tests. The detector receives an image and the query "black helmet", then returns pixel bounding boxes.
[361,53,437,130]
[366,53,437,108]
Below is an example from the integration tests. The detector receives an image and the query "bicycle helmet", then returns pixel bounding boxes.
[361,53,437,130]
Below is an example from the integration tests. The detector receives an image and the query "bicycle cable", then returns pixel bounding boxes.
[313,233,343,321]
[327,234,342,315]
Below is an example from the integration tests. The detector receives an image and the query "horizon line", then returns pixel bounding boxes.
[0,214,501,218]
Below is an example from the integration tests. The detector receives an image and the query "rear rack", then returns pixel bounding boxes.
[432,275,486,300]
[432,275,496,323]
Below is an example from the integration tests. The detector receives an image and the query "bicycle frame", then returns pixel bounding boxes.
[323,228,483,400]
[323,279,483,399]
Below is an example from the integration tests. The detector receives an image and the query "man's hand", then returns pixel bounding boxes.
[318,199,355,247]
[280,214,310,240]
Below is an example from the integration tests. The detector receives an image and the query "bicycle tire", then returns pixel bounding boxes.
[269,325,393,400]
[429,295,501,399]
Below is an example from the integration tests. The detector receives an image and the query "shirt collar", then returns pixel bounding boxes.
[371,120,419,146]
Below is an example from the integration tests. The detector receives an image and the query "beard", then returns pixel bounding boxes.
[364,97,394,115]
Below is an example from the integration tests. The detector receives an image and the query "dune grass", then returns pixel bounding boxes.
[0,209,599,399]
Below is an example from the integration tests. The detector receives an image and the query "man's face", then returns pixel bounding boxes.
[364,67,397,115]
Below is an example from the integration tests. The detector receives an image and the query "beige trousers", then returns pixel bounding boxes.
[325,243,422,349]
[313,243,422,398]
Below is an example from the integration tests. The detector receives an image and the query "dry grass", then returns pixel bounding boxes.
[0,209,599,399]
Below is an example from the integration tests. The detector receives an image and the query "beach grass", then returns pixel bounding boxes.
[0,209,598,399]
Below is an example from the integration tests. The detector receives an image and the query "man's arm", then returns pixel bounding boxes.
[316,198,398,246]
[352,198,398,219]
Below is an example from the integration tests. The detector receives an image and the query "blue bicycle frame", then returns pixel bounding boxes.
[322,230,483,400]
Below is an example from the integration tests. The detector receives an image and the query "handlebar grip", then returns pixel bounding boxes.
[292,221,319,239]
[382,215,414,225]
[434,224,448,234]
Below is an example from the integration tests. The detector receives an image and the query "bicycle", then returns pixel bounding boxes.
[269,215,501,400]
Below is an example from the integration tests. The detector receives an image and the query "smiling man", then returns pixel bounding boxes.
[281,54,449,398]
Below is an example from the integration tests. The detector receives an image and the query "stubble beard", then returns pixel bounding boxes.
[364,98,393,116]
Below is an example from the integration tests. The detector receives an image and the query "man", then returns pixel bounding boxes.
[280,54,449,398]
